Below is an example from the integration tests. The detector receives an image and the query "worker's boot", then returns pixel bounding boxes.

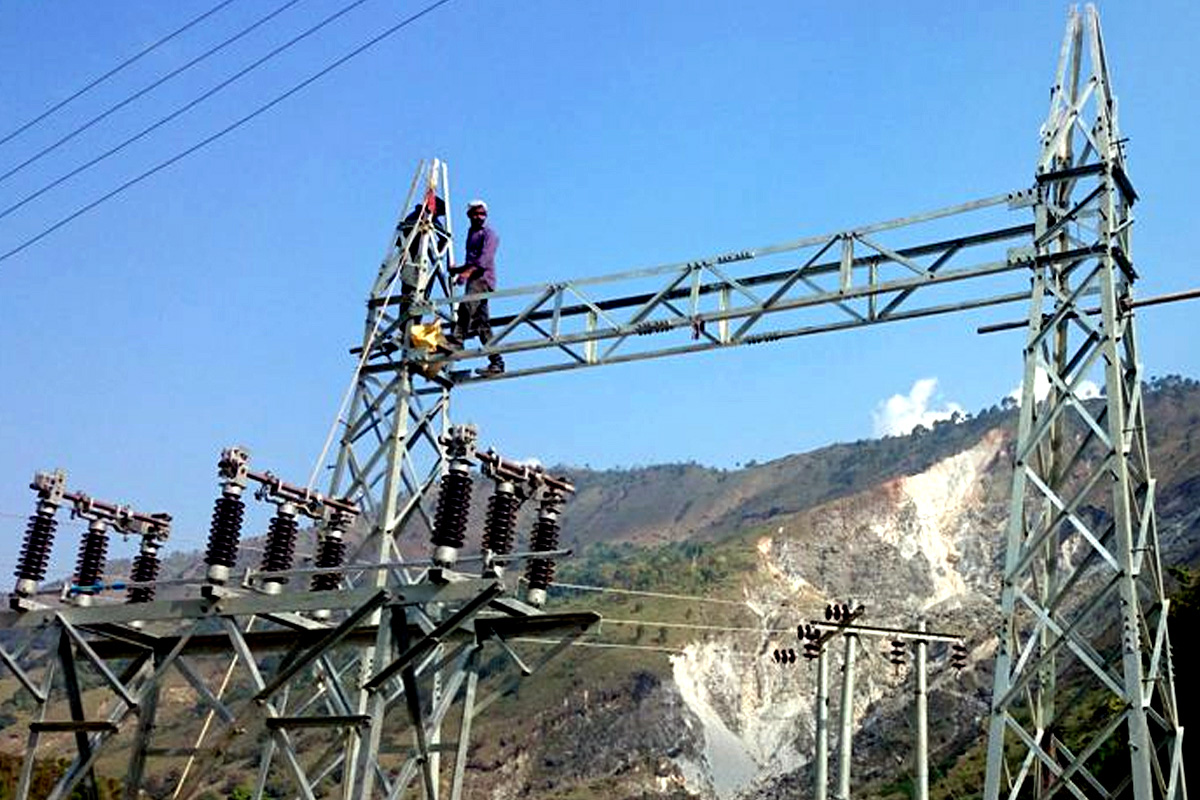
[475,355,505,377]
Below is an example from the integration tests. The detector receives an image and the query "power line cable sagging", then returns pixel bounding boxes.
[0,0,239,149]
[0,0,376,224]
[0,0,456,266]
[0,0,308,186]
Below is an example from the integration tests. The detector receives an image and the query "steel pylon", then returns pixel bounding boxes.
[0,160,597,800]
[984,7,1187,800]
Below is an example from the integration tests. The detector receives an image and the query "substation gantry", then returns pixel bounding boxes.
[0,5,1188,800]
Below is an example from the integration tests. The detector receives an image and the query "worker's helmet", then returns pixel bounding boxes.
[467,199,488,214]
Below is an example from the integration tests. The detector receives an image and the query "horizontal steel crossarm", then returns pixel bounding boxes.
[376,191,1022,317]
[473,616,597,716]
[364,582,503,691]
[412,260,1023,386]
[428,279,1032,386]
[255,589,389,701]
[804,620,963,644]
[419,239,1031,363]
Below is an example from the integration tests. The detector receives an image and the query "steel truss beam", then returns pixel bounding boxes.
[364,196,1040,386]
[984,7,1185,800]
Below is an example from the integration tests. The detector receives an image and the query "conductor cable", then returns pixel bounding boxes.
[0,0,238,148]
[0,0,455,266]
[0,0,308,186]
[0,0,376,223]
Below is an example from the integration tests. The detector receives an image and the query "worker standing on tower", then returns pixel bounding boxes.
[451,199,504,376]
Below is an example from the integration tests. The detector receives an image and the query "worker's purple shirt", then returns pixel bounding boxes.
[464,225,498,290]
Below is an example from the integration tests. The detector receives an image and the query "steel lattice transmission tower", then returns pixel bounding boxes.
[328,158,454,555]
[984,7,1187,800]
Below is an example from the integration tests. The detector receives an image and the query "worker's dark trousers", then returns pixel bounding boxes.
[456,281,503,368]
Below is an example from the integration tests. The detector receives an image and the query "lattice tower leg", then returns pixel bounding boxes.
[984,7,1187,800]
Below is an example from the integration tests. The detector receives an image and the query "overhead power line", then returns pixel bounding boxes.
[0,0,239,149]
[0,0,308,186]
[0,0,375,224]
[0,0,455,266]
[546,579,753,608]
[601,617,795,634]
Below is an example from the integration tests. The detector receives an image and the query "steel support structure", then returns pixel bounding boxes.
[0,159,599,800]
[984,8,1186,800]
[0,7,1186,800]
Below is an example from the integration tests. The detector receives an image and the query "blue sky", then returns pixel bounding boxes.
[1,2,1198,574]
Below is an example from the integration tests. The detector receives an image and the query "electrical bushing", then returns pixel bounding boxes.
[72,517,108,606]
[431,425,478,568]
[204,447,249,585]
[14,470,65,599]
[524,486,566,608]
[311,509,352,593]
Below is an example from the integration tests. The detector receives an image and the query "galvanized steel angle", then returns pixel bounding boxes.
[58,616,139,709]
[877,243,962,320]
[853,232,930,278]
[255,590,389,702]
[487,284,558,346]
[1013,584,1128,700]
[472,622,591,717]
[1022,466,1120,572]
[1144,603,1172,709]
[623,268,693,326]
[364,583,502,691]
[1029,266,1105,347]
[1071,109,1106,164]
[1002,718,1090,800]
[1034,184,1105,249]
[702,261,763,307]
[796,270,866,324]
[1041,710,1128,800]
[46,627,195,800]
[0,639,45,702]
[517,315,589,363]
[219,620,320,800]
[731,236,839,339]
[598,271,692,359]
[1038,79,1099,174]
[1011,380,1078,469]
[344,376,401,442]
[172,656,236,724]
[1131,479,1157,577]
[1008,459,1113,582]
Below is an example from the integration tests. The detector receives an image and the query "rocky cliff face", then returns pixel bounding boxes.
[665,430,1010,798]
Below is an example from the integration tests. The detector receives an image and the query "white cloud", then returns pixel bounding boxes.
[1006,367,1102,406]
[873,378,965,438]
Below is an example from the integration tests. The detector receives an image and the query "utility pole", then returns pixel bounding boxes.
[915,619,928,800]
[836,632,858,800]
[815,647,830,800]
